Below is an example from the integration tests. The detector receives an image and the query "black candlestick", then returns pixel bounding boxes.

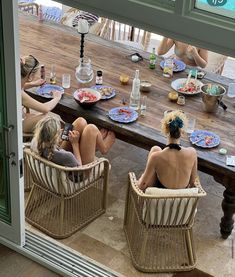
[80,33,85,62]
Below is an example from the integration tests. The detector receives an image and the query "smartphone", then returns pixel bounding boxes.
[61,123,73,141]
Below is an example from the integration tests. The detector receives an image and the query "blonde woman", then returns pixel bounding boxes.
[157,37,208,68]
[138,110,197,190]
[21,55,62,133]
[31,116,115,166]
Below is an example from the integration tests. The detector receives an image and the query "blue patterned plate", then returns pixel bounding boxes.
[160,59,186,72]
[36,84,64,98]
[189,130,220,148]
[108,107,138,123]
[91,85,116,100]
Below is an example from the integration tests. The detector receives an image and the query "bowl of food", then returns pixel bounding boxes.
[140,81,152,92]
[119,74,129,85]
[73,88,101,107]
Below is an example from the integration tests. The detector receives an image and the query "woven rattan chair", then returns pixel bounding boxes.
[124,172,206,273]
[24,148,110,239]
[205,51,227,75]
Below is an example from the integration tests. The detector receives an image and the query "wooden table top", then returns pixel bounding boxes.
[19,13,235,180]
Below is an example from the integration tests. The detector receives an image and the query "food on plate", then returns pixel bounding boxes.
[78,90,98,102]
[204,136,213,145]
[178,81,199,93]
[98,87,113,96]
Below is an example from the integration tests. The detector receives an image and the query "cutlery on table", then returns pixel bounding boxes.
[80,97,89,103]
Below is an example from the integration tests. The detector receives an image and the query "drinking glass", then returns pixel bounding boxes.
[140,96,147,116]
[75,57,94,84]
[62,73,71,88]
[187,118,196,134]
[163,58,173,78]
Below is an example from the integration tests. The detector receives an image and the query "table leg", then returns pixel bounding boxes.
[220,188,235,239]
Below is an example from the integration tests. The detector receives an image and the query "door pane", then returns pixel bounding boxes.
[195,0,235,19]
[0,2,11,224]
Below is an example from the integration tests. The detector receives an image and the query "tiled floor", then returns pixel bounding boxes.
[22,140,235,277]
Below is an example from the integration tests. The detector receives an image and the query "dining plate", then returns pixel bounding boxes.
[189,130,220,148]
[36,84,64,98]
[108,107,138,123]
[171,78,203,95]
[160,59,186,72]
[91,85,116,100]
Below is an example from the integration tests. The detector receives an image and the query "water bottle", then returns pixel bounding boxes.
[129,70,140,110]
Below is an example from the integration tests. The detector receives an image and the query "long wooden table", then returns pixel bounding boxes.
[20,13,235,238]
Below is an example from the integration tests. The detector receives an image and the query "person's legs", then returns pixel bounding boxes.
[61,117,87,151]
[79,124,115,165]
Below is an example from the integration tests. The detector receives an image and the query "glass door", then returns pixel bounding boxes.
[0,0,25,246]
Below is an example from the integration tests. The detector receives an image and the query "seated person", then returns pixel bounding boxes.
[138,110,197,190]
[21,55,62,134]
[157,37,208,68]
[31,116,115,166]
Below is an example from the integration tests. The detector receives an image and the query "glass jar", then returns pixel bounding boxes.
[75,57,94,84]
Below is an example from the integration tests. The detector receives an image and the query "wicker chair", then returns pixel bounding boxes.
[205,51,227,75]
[124,172,206,273]
[24,148,110,239]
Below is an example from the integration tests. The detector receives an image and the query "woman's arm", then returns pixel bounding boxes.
[189,150,198,186]
[187,46,208,68]
[157,37,175,56]
[138,154,157,190]
[22,90,61,114]
[24,79,46,89]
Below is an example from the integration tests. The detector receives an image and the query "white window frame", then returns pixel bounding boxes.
[61,0,235,56]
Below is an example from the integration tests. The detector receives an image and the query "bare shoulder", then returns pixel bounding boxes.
[183,146,197,156]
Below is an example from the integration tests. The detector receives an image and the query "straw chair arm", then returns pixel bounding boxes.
[128,172,145,196]
[18,3,39,15]
[24,148,110,172]
[194,176,207,197]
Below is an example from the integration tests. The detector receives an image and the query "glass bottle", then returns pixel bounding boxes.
[129,69,140,111]
[40,65,45,80]
[50,64,56,84]
[149,47,156,69]
[96,70,103,85]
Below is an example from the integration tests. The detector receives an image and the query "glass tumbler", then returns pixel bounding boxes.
[163,58,173,78]
[62,73,71,88]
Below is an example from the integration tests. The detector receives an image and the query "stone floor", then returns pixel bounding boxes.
[22,139,235,277]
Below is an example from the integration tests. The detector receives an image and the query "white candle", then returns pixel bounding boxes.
[77,19,89,34]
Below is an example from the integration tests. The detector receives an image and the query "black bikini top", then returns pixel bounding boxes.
[165,143,181,151]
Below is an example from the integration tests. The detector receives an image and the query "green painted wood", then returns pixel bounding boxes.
[0,1,11,224]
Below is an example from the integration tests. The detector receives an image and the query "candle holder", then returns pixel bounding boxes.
[75,19,94,84]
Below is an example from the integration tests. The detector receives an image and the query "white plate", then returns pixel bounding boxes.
[171,78,203,95]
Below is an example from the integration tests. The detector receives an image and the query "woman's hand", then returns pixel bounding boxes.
[68,130,80,145]
[32,78,46,87]
[51,90,62,99]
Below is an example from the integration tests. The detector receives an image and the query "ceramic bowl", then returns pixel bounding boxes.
[73,88,101,107]
[140,81,152,92]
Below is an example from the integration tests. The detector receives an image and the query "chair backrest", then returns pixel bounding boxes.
[205,51,227,75]
[99,19,151,51]
[24,148,107,196]
[143,187,199,226]
[18,3,39,16]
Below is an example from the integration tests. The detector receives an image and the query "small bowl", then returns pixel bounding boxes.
[168,91,178,102]
[73,88,101,107]
[120,74,129,85]
[140,81,152,92]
